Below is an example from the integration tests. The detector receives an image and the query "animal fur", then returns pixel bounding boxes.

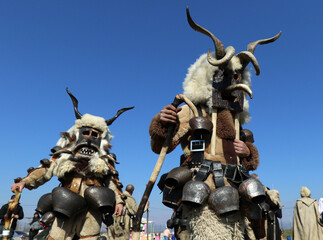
[183,52,251,124]
[186,205,245,240]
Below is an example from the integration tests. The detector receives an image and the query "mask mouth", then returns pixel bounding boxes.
[74,144,99,158]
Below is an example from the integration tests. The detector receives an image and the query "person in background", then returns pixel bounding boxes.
[0,195,24,237]
[293,186,323,240]
[162,227,171,240]
[29,212,42,239]
[108,184,149,240]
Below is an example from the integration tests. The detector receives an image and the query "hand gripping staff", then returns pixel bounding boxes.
[132,94,198,240]
[2,190,21,240]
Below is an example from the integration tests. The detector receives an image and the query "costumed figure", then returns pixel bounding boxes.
[293,186,323,240]
[11,89,133,240]
[108,184,149,240]
[149,8,281,240]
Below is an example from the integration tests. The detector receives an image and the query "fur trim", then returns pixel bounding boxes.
[51,154,76,178]
[149,114,169,139]
[265,189,280,207]
[186,205,245,240]
[240,142,259,171]
[75,114,112,141]
[183,53,251,124]
[88,156,110,177]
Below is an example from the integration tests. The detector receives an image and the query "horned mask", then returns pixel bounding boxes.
[184,7,281,119]
[51,88,133,165]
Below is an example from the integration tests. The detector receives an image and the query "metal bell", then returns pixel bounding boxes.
[84,186,116,214]
[181,180,211,207]
[165,167,192,188]
[189,117,213,135]
[208,186,239,217]
[238,178,266,204]
[40,211,56,226]
[52,187,87,218]
[162,185,183,209]
[35,193,53,214]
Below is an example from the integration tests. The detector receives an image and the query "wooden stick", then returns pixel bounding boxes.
[210,108,217,156]
[234,113,240,165]
[132,94,198,240]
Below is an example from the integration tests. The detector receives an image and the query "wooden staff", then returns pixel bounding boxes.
[132,94,198,240]
[210,108,217,156]
[234,113,240,165]
[2,190,21,240]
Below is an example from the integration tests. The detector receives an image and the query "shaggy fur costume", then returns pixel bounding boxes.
[17,113,123,239]
[149,52,260,240]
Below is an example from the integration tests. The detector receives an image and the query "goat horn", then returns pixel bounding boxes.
[66,88,82,119]
[105,107,134,126]
[236,51,260,75]
[207,46,235,66]
[186,6,225,60]
[225,84,253,99]
[247,31,282,54]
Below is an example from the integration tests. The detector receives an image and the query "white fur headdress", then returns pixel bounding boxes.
[75,113,112,141]
[183,52,251,124]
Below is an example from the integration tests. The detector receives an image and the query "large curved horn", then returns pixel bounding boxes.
[236,51,260,75]
[207,46,235,66]
[66,88,82,119]
[247,31,282,54]
[186,7,225,60]
[105,107,134,126]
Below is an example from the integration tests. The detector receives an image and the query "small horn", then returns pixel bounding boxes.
[247,31,282,54]
[225,84,253,99]
[66,88,82,119]
[186,7,225,60]
[105,107,134,126]
[236,51,260,75]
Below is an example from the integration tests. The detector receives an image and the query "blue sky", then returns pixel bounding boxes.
[0,0,322,230]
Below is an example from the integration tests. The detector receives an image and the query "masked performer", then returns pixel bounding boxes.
[149,8,281,240]
[11,89,133,240]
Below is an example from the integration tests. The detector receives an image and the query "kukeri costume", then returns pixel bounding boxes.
[149,8,281,240]
[12,89,133,240]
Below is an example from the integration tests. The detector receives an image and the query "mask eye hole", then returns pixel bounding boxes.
[233,73,241,81]
[91,131,98,138]
[83,130,90,136]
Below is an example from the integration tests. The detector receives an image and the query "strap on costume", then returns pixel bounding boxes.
[195,159,224,188]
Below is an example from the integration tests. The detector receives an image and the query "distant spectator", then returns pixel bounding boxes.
[162,227,171,240]
[293,186,323,240]
[154,233,160,240]
[109,184,149,240]
[0,195,24,237]
[29,212,42,239]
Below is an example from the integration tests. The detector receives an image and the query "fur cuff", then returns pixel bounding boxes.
[240,142,259,171]
[149,114,169,139]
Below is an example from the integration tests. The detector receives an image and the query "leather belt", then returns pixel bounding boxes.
[194,159,249,185]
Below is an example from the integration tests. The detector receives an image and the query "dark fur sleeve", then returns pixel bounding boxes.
[149,113,179,154]
[240,142,259,171]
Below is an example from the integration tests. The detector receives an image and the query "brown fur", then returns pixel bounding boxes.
[240,142,259,171]
[216,109,236,139]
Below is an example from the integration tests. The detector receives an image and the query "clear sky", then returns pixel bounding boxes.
[0,0,322,230]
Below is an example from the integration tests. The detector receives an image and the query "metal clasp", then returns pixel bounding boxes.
[190,140,205,152]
